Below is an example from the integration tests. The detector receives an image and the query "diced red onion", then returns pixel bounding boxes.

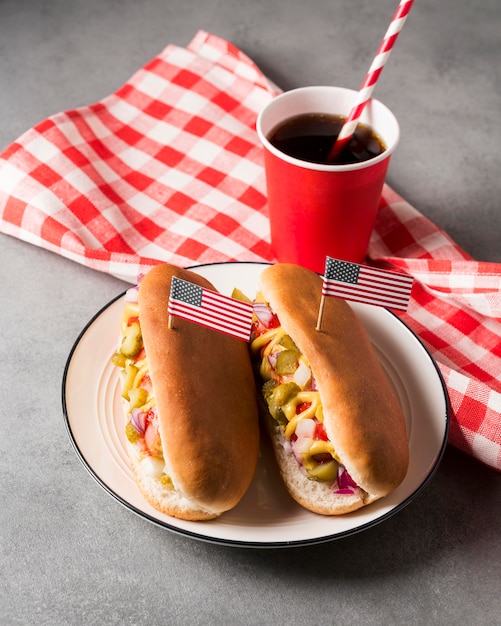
[268,353,278,369]
[130,409,146,435]
[253,302,273,327]
[333,465,359,494]
[124,274,145,303]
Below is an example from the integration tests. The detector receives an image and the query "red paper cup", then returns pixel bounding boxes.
[256,86,400,273]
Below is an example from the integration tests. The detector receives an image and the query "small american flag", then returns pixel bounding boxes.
[167,276,253,341]
[322,257,413,311]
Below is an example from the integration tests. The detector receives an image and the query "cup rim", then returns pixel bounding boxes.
[256,85,400,172]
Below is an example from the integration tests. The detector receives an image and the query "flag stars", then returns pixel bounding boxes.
[325,258,360,284]
[170,277,203,307]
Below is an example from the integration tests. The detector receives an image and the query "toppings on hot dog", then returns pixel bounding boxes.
[250,304,347,487]
[112,264,260,521]
[249,263,409,515]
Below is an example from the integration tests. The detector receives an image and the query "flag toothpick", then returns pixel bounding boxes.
[315,295,327,332]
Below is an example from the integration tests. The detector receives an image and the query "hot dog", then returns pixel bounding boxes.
[249,263,409,515]
[112,264,260,521]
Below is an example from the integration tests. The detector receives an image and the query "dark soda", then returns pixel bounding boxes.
[268,113,386,165]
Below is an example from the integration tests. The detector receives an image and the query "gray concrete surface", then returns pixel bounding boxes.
[1,1,500,624]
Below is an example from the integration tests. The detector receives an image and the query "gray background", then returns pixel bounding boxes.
[1,1,500,624]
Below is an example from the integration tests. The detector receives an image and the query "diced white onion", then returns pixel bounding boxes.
[125,286,139,302]
[141,456,165,478]
[293,360,311,388]
[292,436,314,456]
[282,438,293,455]
[295,418,316,439]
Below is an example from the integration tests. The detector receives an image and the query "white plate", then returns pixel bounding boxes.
[62,262,449,547]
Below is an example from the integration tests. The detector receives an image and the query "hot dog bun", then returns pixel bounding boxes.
[254,263,409,515]
[115,264,260,520]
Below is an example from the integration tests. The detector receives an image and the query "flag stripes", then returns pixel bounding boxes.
[168,276,253,341]
[322,257,413,311]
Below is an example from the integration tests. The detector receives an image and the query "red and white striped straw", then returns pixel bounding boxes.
[328,0,415,161]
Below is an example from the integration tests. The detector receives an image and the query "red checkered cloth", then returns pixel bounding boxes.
[370,189,501,471]
[0,31,499,471]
